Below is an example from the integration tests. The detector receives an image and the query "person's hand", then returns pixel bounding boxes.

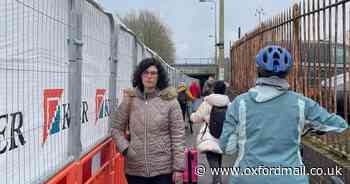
[122,147,137,158]
[122,148,128,156]
[204,115,210,123]
[172,171,183,184]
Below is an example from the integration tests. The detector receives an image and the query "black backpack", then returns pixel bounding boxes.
[209,105,227,138]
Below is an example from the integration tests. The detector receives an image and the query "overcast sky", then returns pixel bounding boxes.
[99,0,297,62]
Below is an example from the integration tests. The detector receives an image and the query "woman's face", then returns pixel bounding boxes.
[142,65,158,90]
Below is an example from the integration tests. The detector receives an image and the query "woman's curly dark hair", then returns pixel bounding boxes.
[132,57,169,92]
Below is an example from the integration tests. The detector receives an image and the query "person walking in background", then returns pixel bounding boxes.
[189,80,201,99]
[191,80,230,184]
[202,75,215,97]
[189,80,203,113]
[111,57,185,184]
[177,81,195,121]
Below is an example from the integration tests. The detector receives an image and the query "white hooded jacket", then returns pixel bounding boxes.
[191,94,230,153]
[190,94,230,124]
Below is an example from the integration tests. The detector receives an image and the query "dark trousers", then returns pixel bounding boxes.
[126,174,172,184]
[180,103,187,121]
[180,102,193,134]
[206,152,222,184]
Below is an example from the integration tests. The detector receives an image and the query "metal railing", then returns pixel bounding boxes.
[175,57,216,65]
[230,0,350,160]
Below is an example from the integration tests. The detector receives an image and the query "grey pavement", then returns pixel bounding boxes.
[185,122,237,184]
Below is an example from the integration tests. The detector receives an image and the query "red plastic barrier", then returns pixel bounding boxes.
[45,138,127,184]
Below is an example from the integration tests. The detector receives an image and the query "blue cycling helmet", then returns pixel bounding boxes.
[256,45,293,75]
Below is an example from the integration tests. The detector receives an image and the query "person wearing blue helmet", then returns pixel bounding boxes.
[219,45,348,184]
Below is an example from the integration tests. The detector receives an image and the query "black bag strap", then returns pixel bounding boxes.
[200,123,209,139]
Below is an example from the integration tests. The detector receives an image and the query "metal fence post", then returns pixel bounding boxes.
[108,14,118,129]
[133,37,138,69]
[292,3,301,93]
[67,0,83,159]
[142,45,146,59]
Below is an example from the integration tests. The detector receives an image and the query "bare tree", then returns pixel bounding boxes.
[123,10,176,65]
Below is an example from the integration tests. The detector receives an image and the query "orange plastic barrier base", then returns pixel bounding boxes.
[45,138,127,184]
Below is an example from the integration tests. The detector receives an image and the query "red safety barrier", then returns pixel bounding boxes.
[114,153,127,184]
[45,138,127,184]
[45,162,82,184]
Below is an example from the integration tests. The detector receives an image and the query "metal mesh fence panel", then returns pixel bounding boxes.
[116,28,134,104]
[0,0,191,183]
[0,0,71,183]
[144,49,152,58]
[80,0,111,153]
[136,42,143,64]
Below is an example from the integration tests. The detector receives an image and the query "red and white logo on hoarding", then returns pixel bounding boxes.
[95,89,106,123]
[43,89,64,145]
